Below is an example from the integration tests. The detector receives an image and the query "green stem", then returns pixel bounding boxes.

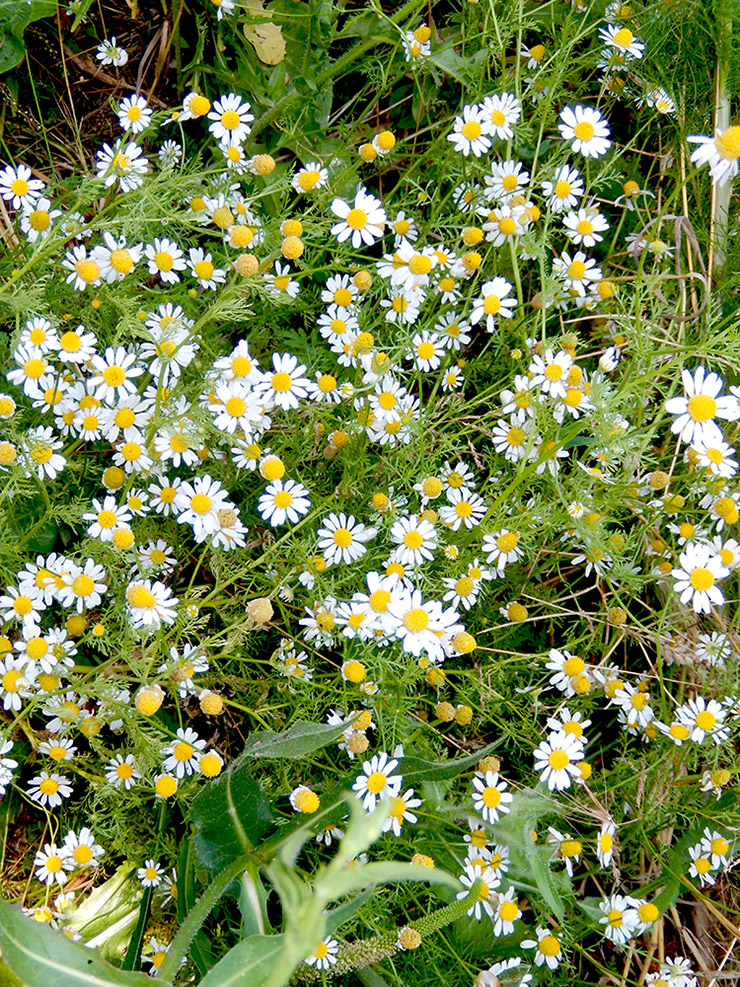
[157,853,251,982]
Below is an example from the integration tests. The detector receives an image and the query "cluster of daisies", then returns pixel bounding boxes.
[0,6,738,984]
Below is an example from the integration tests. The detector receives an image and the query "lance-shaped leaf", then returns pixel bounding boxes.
[197,934,286,987]
[0,899,162,987]
[241,718,348,760]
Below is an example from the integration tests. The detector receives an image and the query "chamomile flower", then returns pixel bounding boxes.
[62,828,104,868]
[521,926,563,969]
[105,753,141,790]
[563,205,609,246]
[599,24,645,58]
[671,542,729,614]
[34,843,71,886]
[95,139,148,192]
[492,887,521,937]
[692,435,738,477]
[257,479,311,526]
[0,163,45,209]
[470,277,517,332]
[438,487,487,531]
[305,938,339,971]
[96,37,128,66]
[541,165,584,211]
[126,579,179,629]
[145,238,187,283]
[387,589,461,662]
[471,771,513,823]
[207,93,254,143]
[188,247,227,290]
[138,860,164,887]
[352,751,403,811]
[598,894,640,945]
[390,516,437,565]
[163,727,206,778]
[558,105,612,158]
[383,788,422,836]
[20,197,62,242]
[533,730,585,790]
[479,92,521,139]
[482,529,523,571]
[457,862,501,919]
[330,187,387,248]
[256,352,310,411]
[665,366,738,446]
[28,771,73,808]
[292,162,328,193]
[447,104,492,157]
[597,821,617,867]
[317,512,377,567]
[553,250,602,295]
[688,126,740,186]
[118,94,153,134]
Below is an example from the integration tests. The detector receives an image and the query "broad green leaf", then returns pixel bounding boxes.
[197,935,286,987]
[0,899,161,987]
[317,861,461,901]
[524,844,565,922]
[239,865,269,937]
[398,743,499,782]
[242,718,347,759]
[243,0,285,65]
[189,760,274,871]
[0,0,55,74]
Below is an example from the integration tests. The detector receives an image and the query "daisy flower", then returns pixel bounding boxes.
[352,751,403,811]
[163,727,206,778]
[292,162,328,193]
[700,828,731,868]
[118,94,152,134]
[688,843,715,886]
[255,352,310,411]
[175,475,230,540]
[390,516,437,566]
[257,479,311,526]
[457,862,501,919]
[305,938,339,971]
[688,126,740,186]
[485,159,529,203]
[692,435,738,478]
[671,542,729,614]
[383,788,422,836]
[138,860,164,887]
[482,529,522,572]
[664,366,738,446]
[521,926,563,969]
[96,37,128,66]
[478,92,521,139]
[533,730,585,790]
[105,753,141,790]
[61,244,102,291]
[470,277,517,332]
[28,771,73,808]
[547,827,582,877]
[34,844,71,886]
[471,771,513,823]
[188,247,227,290]
[447,104,492,157]
[330,187,387,248]
[56,559,108,613]
[558,105,611,158]
[541,165,584,211]
[207,93,254,143]
[20,426,66,481]
[0,163,45,209]
[529,348,574,398]
[677,695,729,744]
[599,24,645,59]
[598,894,640,945]
[317,512,377,567]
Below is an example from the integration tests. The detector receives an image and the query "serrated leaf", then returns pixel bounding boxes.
[189,761,274,872]
[197,935,286,987]
[242,718,347,759]
[0,899,162,987]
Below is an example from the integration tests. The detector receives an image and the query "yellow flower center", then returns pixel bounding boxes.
[409,254,432,275]
[695,710,716,730]
[174,741,194,762]
[498,217,516,235]
[366,770,388,794]
[496,532,519,553]
[689,567,714,591]
[194,260,214,280]
[29,209,50,231]
[482,786,501,807]
[539,935,560,957]
[574,121,595,141]
[220,109,241,130]
[461,120,482,140]
[75,258,101,283]
[272,372,292,392]
[127,586,157,609]
[548,749,570,770]
[403,607,429,632]
[73,574,95,597]
[687,393,717,422]
[715,125,740,159]
[568,260,586,280]
[346,208,368,230]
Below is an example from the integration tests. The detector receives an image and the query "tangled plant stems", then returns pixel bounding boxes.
[0,0,739,985]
